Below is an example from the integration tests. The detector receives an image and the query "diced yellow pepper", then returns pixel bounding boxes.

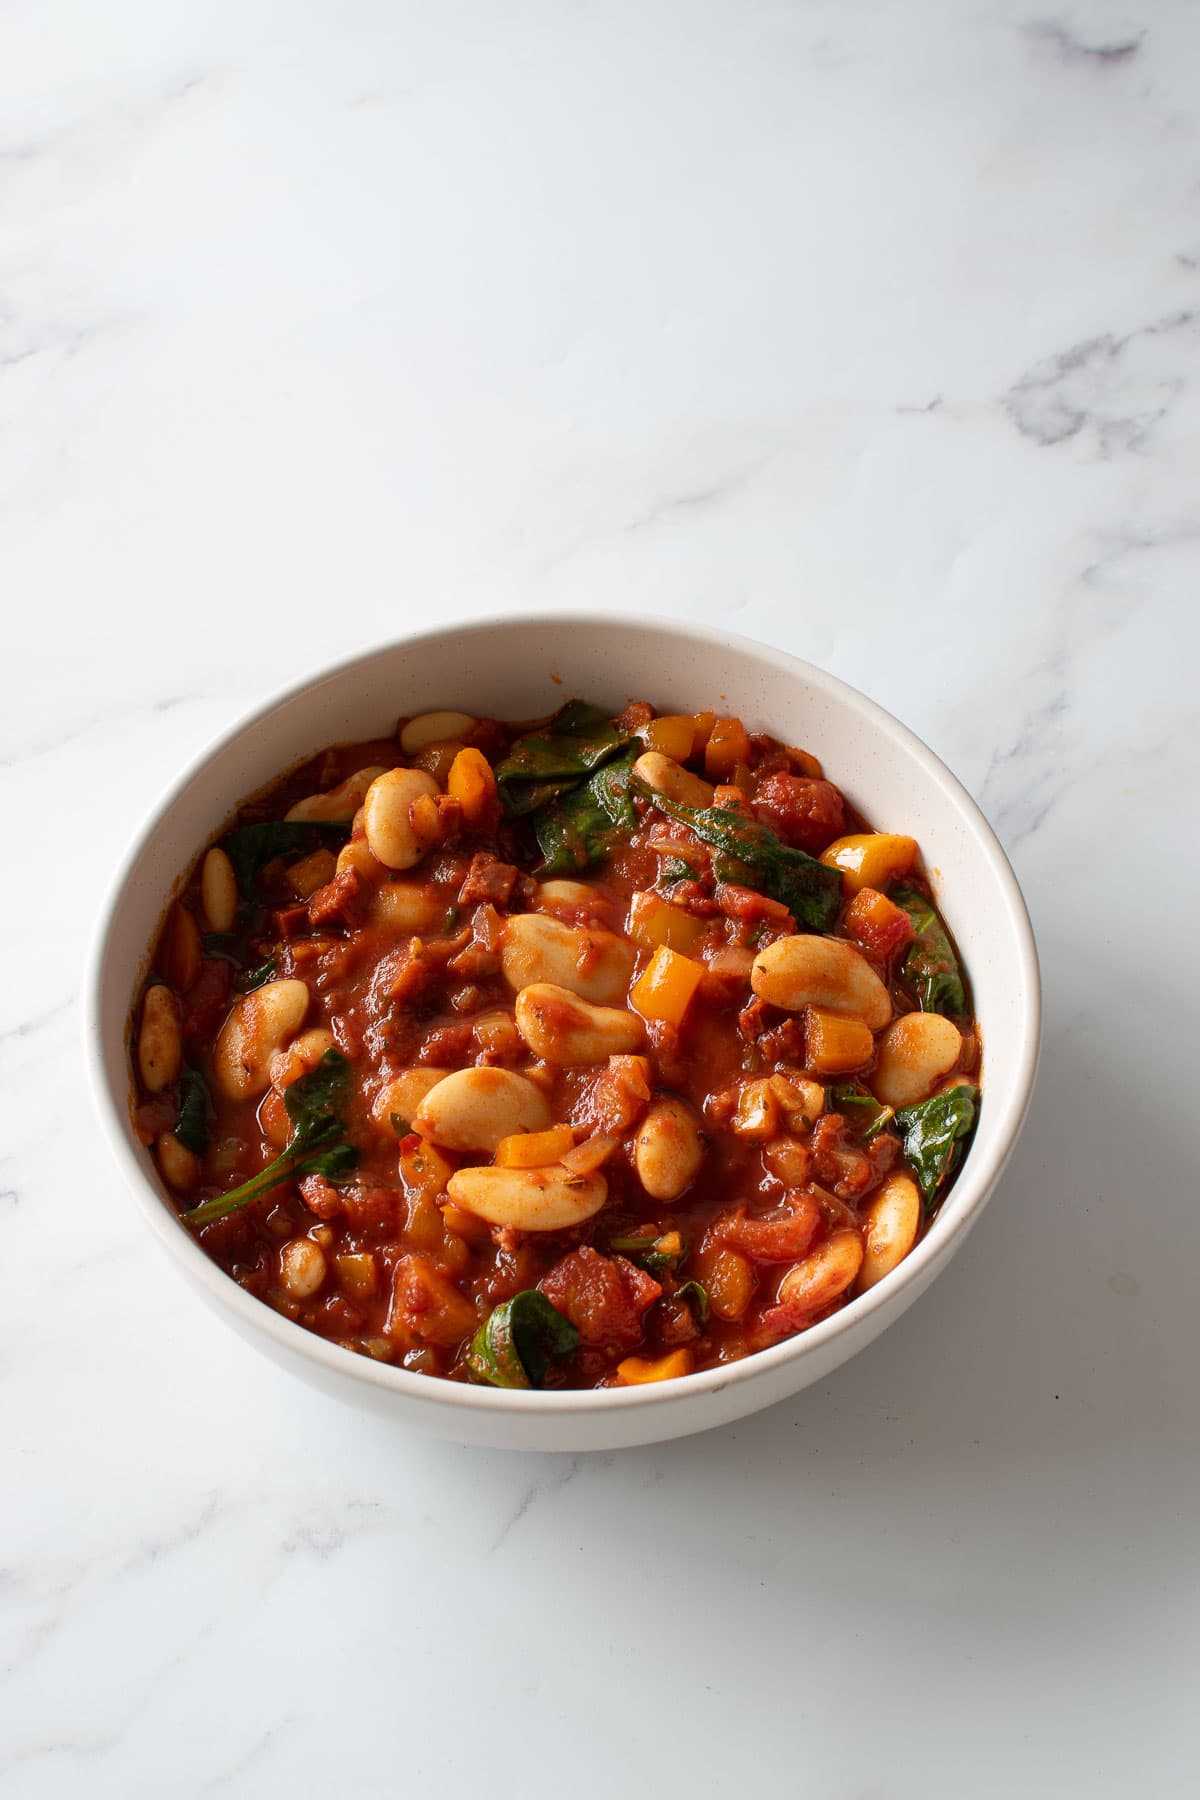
[818,832,918,895]
[630,944,704,1027]
[334,1252,379,1299]
[627,891,707,956]
[693,1240,757,1319]
[615,1349,695,1385]
[804,1007,874,1074]
[447,747,497,826]
[286,847,337,898]
[704,716,752,780]
[440,1202,493,1244]
[494,1125,576,1169]
[641,714,696,761]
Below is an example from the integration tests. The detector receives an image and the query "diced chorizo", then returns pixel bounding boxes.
[307,865,367,928]
[458,852,520,908]
[612,700,654,734]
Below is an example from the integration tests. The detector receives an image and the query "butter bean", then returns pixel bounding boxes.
[200,846,238,933]
[534,880,614,920]
[362,767,439,870]
[751,935,891,1031]
[285,765,390,825]
[633,751,715,810]
[370,880,443,933]
[372,1068,453,1131]
[212,979,310,1101]
[155,1130,198,1191]
[634,1095,705,1200]
[501,914,634,1006]
[446,1163,608,1231]
[412,1067,552,1153]
[399,711,477,755]
[138,985,182,1094]
[857,1173,921,1291]
[871,1013,962,1108]
[514,983,644,1066]
[280,1237,327,1298]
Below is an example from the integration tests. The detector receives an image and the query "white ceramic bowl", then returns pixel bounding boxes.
[87,615,1039,1452]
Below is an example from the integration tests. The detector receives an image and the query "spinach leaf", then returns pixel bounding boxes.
[239,959,277,993]
[495,701,636,819]
[674,1279,710,1325]
[892,883,966,1016]
[894,1084,979,1204]
[533,744,639,875]
[184,1049,356,1226]
[495,700,632,817]
[467,1291,580,1389]
[827,1084,895,1141]
[608,1229,687,1275]
[220,821,347,889]
[173,1068,211,1155]
[636,785,842,931]
[659,856,698,889]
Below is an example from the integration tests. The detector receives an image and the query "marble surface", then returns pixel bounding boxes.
[3,1,1199,1792]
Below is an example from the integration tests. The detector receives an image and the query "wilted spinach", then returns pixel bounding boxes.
[532,745,639,875]
[467,1291,580,1388]
[892,883,966,1016]
[894,1084,979,1204]
[495,700,633,817]
[184,1049,356,1225]
[636,785,842,931]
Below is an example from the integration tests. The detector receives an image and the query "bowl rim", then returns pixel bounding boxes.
[85,611,1041,1419]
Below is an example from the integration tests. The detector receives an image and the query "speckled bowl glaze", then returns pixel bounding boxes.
[86,615,1040,1451]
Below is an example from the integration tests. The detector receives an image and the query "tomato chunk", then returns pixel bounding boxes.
[752,774,845,854]
[539,1248,661,1351]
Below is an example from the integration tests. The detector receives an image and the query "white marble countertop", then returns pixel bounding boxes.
[4,2,1198,1793]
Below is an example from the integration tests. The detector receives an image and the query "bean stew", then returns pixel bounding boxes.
[130,700,980,1390]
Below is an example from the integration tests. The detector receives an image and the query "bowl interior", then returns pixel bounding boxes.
[91,615,1038,1416]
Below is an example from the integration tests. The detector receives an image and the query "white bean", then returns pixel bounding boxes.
[777,1230,864,1315]
[412,1067,552,1152]
[501,914,634,1006]
[372,1067,453,1130]
[155,1131,198,1190]
[280,1237,327,1298]
[871,1013,962,1108]
[751,935,892,1030]
[857,1173,921,1291]
[514,983,644,1066]
[534,880,613,918]
[399,711,477,755]
[446,1164,608,1231]
[212,978,310,1100]
[370,881,442,933]
[769,1071,825,1131]
[285,765,390,824]
[633,751,715,810]
[362,767,439,870]
[138,985,182,1093]
[634,1096,705,1200]
[201,846,238,933]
